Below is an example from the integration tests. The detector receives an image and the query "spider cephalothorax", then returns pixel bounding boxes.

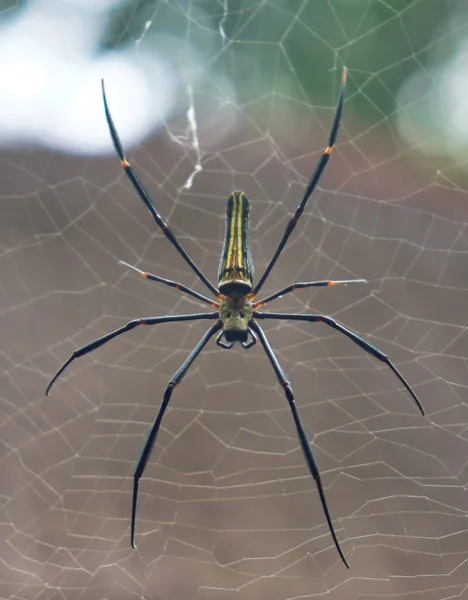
[217,295,254,348]
[45,69,425,569]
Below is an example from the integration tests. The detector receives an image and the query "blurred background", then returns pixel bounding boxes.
[1,0,468,598]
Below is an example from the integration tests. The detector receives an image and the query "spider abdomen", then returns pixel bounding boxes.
[218,191,254,295]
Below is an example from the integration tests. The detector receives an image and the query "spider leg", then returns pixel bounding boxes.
[254,279,366,308]
[249,320,349,568]
[255,312,424,416]
[252,67,347,297]
[119,260,219,308]
[45,312,218,396]
[101,80,219,297]
[131,319,222,548]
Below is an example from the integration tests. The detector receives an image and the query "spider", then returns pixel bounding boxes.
[46,67,424,568]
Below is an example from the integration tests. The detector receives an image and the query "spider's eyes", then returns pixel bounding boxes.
[225,310,246,319]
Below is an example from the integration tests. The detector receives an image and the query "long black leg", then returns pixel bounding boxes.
[254,278,366,308]
[252,67,347,297]
[254,312,424,416]
[131,320,222,548]
[119,260,219,308]
[249,320,349,568]
[45,312,217,396]
[101,80,219,298]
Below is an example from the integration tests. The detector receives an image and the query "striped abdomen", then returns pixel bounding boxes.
[218,192,254,296]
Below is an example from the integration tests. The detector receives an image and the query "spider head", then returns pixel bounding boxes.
[219,295,253,343]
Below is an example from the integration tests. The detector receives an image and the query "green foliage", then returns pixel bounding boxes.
[99,0,457,121]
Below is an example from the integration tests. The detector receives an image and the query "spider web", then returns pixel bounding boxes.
[2,1,468,598]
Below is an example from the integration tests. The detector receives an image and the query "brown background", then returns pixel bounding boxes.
[1,108,467,599]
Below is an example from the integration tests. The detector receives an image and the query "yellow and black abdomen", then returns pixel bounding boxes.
[218,191,254,296]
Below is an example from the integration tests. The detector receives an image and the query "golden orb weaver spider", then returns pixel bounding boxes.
[46,67,424,568]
